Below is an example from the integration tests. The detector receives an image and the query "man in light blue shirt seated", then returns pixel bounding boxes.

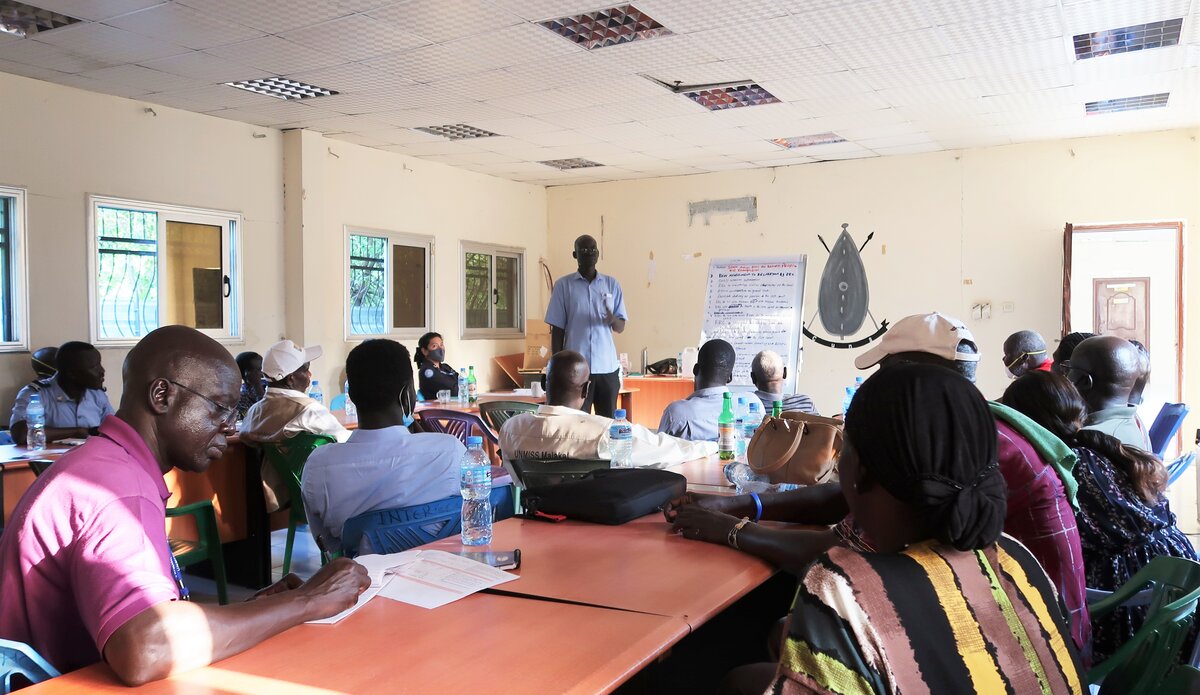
[301,339,462,556]
[10,341,114,446]
[658,340,763,441]
[545,234,628,418]
[751,349,817,415]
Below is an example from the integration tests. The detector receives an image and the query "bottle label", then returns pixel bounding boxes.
[610,424,632,440]
[718,423,737,460]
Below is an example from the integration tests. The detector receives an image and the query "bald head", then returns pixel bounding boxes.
[1068,335,1141,411]
[120,326,241,475]
[545,350,590,410]
[1052,331,1094,377]
[750,350,786,393]
[696,339,736,390]
[1002,330,1049,378]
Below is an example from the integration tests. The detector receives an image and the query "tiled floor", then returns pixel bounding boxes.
[183,526,324,604]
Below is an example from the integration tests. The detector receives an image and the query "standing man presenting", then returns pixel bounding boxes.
[545,234,627,417]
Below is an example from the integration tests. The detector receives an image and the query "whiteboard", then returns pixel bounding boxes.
[700,256,807,391]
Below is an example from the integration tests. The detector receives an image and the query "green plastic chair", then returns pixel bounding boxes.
[508,458,611,489]
[27,458,230,604]
[262,433,336,575]
[0,638,59,693]
[165,501,228,605]
[477,400,538,434]
[1088,556,1200,693]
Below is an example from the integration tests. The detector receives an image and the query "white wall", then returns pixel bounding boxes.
[0,71,286,408]
[297,131,548,399]
[546,128,1200,416]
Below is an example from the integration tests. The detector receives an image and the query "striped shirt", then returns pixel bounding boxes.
[771,535,1085,695]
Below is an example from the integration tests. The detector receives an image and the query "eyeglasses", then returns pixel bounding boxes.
[168,380,238,425]
[1004,349,1046,370]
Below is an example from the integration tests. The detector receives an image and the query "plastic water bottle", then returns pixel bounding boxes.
[458,369,468,405]
[841,387,854,416]
[734,396,748,462]
[718,392,737,461]
[467,365,478,403]
[460,436,492,545]
[308,380,323,406]
[609,409,633,468]
[744,401,763,443]
[724,461,769,494]
[26,392,46,450]
[342,380,356,420]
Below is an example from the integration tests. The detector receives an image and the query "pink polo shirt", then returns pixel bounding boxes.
[0,416,179,673]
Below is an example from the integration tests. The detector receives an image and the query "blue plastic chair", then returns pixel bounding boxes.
[1168,452,1196,486]
[340,485,516,558]
[0,638,60,693]
[1150,403,1190,458]
[329,393,347,411]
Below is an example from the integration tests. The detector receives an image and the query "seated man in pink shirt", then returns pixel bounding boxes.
[0,326,369,684]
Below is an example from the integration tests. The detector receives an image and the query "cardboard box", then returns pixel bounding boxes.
[522,319,552,371]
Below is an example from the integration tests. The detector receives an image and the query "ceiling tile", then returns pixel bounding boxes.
[939,7,1064,54]
[870,142,943,155]
[790,92,892,116]
[293,113,396,133]
[350,127,442,145]
[439,22,583,71]
[205,36,348,76]
[855,132,935,148]
[425,69,542,102]
[279,15,429,62]
[177,0,359,34]
[0,37,115,73]
[854,55,966,88]
[644,60,755,86]
[728,45,848,81]
[107,3,265,50]
[367,0,524,44]
[32,0,166,22]
[635,0,789,34]
[836,121,923,140]
[78,63,205,92]
[326,132,394,147]
[283,63,416,94]
[50,72,152,97]
[466,116,564,136]
[34,22,187,64]
[1063,0,1191,35]
[921,0,1057,26]
[876,79,986,107]
[684,16,821,61]
[828,28,950,70]
[757,72,875,100]
[790,0,934,41]
[0,58,70,81]
[589,33,720,72]
[139,50,267,83]
[144,83,292,110]
[750,154,816,166]
[517,129,604,146]
[970,65,1073,95]
[954,36,1072,77]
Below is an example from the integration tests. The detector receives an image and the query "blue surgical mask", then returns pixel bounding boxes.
[403,413,414,427]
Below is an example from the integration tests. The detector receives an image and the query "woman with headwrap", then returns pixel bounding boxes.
[711,365,1085,694]
[1002,370,1196,663]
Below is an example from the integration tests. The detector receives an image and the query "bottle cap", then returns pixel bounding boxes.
[737,396,746,404]
[312,380,319,385]
[466,436,483,447]
[613,409,626,419]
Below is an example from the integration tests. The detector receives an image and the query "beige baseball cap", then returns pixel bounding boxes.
[262,339,323,381]
[854,313,980,370]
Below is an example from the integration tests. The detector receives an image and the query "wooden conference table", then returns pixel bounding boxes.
[26,459,775,694]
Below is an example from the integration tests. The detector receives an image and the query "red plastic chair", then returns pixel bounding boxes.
[416,408,498,446]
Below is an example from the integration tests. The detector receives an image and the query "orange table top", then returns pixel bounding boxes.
[24,593,689,694]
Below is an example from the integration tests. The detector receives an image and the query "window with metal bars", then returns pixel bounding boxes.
[346,229,433,339]
[90,196,241,345]
[462,242,524,338]
[0,186,28,350]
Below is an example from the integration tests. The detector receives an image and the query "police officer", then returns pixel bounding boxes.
[414,332,458,401]
[10,341,114,446]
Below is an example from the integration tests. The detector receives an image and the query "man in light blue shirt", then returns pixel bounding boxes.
[301,339,462,556]
[10,341,114,445]
[659,340,763,441]
[545,234,627,417]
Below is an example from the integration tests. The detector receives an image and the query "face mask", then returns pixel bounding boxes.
[1005,367,1018,380]
[402,413,415,427]
[428,348,445,363]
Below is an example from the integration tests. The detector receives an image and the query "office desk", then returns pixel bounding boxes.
[24,593,691,695]
[621,376,693,429]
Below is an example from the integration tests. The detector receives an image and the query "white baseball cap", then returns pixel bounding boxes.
[262,340,323,381]
[853,313,980,370]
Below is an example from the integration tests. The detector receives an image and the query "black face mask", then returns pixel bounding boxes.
[428,348,445,363]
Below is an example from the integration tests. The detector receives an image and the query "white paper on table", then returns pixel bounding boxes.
[12,448,72,459]
[353,550,422,587]
[377,549,518,610]
[306,583,383,624]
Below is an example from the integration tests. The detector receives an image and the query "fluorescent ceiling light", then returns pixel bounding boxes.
[540,4,671,50]
[414,124,499,140]
[0,0,80,38]
[1085,92,1169,114]
[1073,18,1183,60]
[771,132,847,148]
[224,77,339,101]
[539,158,604,170]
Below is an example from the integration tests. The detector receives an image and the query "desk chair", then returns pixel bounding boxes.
[477,400,538,434]
[1150,403,1190,458]
[508,458,610,489]
[27,460,230,604]
[1087,556,1200,692]
[262,433,336,574]
[417,408,498,446]
[340,485,516,558]
[329,393,347,411]
[0,638,59,693]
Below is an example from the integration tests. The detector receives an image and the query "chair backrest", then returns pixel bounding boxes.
[262,433,336,519]
[477,400,539,434]
[508,458,610,489]
[417,408,497,445]
[26,460,53,477]
[1150,403,1190,458]
[0,638,60,693]
[1167,451,1196,486]
[329,393,347,411]
[340,485,516,558]
[1089,556,1200,691]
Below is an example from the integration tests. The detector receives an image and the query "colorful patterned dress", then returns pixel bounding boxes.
[769,535,1085,694]
[1073,446,1198,662]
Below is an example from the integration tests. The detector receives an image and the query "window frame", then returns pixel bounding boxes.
[460,241,525,340]
[343,226,435,341]
[0,185,30,353]
[87,194,244,347]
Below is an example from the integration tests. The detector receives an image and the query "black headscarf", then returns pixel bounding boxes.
[846,363,1006,551]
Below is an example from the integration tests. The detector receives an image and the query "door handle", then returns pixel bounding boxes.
[223,275,231,298]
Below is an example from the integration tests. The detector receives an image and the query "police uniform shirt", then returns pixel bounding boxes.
[10,376,115,430]
[418,362,459,400]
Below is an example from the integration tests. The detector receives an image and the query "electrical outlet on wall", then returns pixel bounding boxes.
[1001,301,1015,313]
